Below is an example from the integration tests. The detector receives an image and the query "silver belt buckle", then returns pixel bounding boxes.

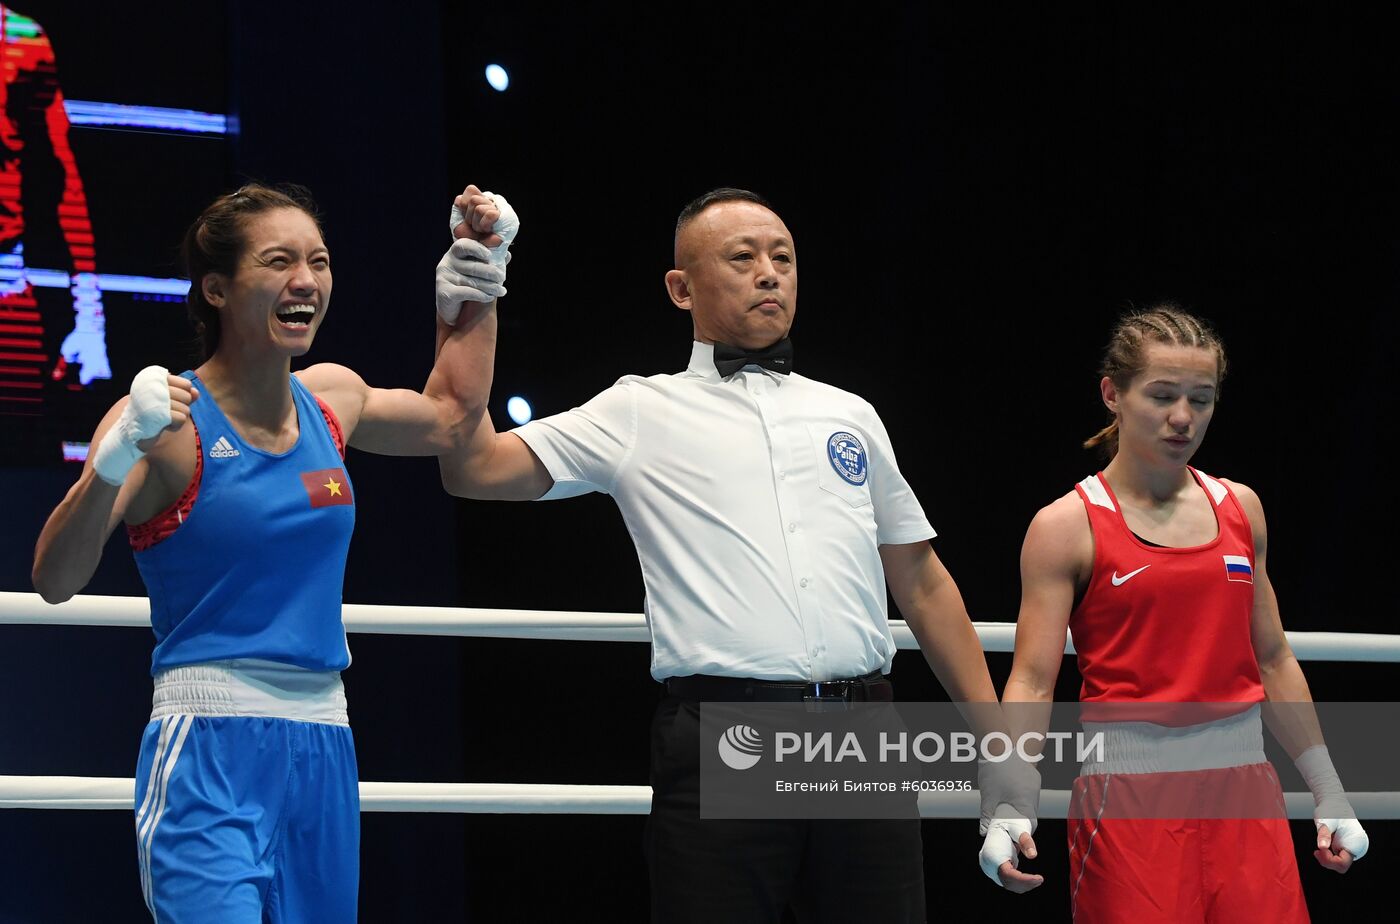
[804,680,851,713]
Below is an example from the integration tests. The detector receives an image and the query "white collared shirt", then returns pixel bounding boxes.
[514,341,935,681]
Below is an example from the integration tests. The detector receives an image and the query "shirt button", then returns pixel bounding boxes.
[800,578,809,588]
[788,522,797,533]
[779,471,787,480]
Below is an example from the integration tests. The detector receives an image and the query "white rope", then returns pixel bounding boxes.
[2,776,1396,819]
[5,593,1396,820]
[4,593,1399,660]
[1,593,650,642]
[0,778,653,814]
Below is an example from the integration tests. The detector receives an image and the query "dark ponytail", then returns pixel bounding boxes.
[180,183,322,359]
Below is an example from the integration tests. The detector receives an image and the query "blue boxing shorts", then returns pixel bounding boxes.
[133,661,359,923]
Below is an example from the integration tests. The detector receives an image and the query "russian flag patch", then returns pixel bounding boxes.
[1223,554,1253,584]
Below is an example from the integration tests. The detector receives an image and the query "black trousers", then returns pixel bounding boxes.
[644,694,926,924]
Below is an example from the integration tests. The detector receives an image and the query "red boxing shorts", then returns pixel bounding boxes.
[1066,763,1308,923]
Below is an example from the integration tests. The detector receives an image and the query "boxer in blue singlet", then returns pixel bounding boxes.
[33,182,517,921]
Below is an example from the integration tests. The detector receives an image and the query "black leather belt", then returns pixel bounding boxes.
[665,671,892,703]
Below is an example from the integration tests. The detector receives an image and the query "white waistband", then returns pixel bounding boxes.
[1079,704,1265,775]
[151,659,348,726]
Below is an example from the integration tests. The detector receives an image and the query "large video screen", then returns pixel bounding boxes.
[0,2,229,465]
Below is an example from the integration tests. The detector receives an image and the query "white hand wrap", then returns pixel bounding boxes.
[437,191,519,324]
[979,813,1035,886]
[975,754,1041,886]
[435,238,507,325]
[93,365,172,486]
[977,755,1041,836]
[448,190,519,266]
[1296,745,1370,860]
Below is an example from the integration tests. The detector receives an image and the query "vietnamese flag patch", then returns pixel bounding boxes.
[301,468,353,508]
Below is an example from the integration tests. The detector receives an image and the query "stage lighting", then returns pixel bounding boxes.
[485,64,510,92]
[507,395,533,425]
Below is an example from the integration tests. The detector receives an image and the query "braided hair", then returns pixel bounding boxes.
[1084,303,1227,458]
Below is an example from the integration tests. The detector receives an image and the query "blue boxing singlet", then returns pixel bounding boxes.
[134,372,355,674]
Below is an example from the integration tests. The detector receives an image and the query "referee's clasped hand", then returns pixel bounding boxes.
[435,238,506,324]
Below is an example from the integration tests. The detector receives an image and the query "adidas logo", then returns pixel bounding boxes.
[208,436,240,459]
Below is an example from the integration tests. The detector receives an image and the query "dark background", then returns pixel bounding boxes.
[1,1,1394,920]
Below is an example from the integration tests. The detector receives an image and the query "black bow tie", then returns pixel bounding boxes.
[712,338,794,378]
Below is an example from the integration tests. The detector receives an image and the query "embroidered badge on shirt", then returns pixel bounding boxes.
[1223,554,1253,583]
[300,468,353,508]
[827,431,868,486]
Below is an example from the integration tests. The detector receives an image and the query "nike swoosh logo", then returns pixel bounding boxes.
[1111,565,1151,586]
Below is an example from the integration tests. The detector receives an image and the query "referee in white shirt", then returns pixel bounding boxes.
[439,187,1013,922]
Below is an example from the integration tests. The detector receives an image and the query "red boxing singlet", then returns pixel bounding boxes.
[1069,467,1265,706]
[1065,470,1306,923]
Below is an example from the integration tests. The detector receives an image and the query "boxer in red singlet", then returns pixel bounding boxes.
[982,305,1369,921]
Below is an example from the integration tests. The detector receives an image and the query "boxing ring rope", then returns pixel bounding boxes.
[6,592,1400,660]
[4,776,1397,820]
[4,592,1399,818]
[0,778,653,814]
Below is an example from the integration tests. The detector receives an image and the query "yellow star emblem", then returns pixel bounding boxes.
[323,477,342,497]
